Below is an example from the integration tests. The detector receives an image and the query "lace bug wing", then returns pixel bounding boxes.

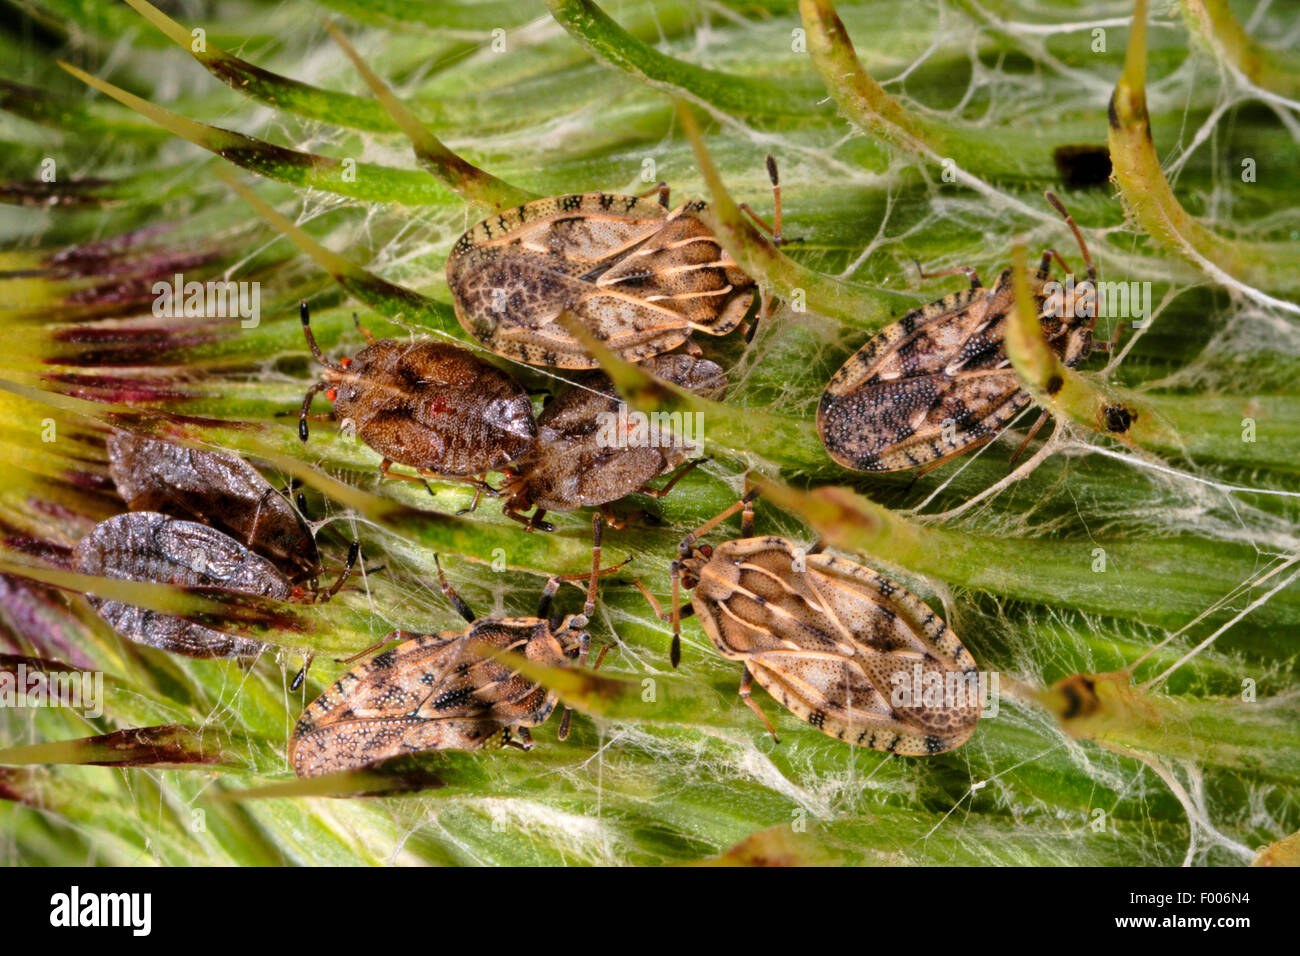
[107,432,319,579]
[72,512,279,658]
[817,271,1044,472]
[446,194,751,368]
[690,537,980,755]
[288,619,569,776]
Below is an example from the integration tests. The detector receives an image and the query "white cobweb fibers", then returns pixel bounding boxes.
[147,0,1300,865]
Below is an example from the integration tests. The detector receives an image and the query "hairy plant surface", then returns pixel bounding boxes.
[0,0,1298,866]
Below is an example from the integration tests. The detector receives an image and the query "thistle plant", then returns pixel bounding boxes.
[1,0,1298,866]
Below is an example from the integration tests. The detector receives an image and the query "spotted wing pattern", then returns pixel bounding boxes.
[289,619,566,776]
[818,270,1047,471]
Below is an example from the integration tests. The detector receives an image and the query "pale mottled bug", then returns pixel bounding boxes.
[501,354,726,532]
[298,302,536,505]
[817,193,1102,473]
[288,515,623,777]
[639,492,981,755]
[445,157,795,369]
[74,512,356,660]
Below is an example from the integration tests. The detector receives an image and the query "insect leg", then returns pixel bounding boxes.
[1092,320,1127,355]
[380,459,435,496]
[511,727,535,751]
[556,630,592,741]
[434,555,478,624]
[742,291,771,345]
[670,560,683,668]
[317,541,360,602]
[913,261,983,290]
[584,513,602,618]
[247,486,275,550]
[1009,410,1052,466]
[740,488,756,538]
[738,666,780,742]
[418,470,504,500]
[337,629,413,665]
[298,381,330,442]
[676,488,760,558]
[634,579,695,624]
[505,506,555,533]
[299,301,345,371]
[639,457,706,499]
[599,503,643,530]
[637,181,670,208]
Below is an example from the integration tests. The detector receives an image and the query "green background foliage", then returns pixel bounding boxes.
[0,0,1297,865]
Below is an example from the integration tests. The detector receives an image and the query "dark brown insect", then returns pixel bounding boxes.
[817,193,1099,473]
[445,157,794,369]
[288,516,621,777]
[297,303,537,502]
[501,354,726,531]
[74,511,355,660]
[639,492,981,755]
[107,431,319,583]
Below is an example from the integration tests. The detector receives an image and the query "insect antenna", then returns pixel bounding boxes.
[1044,191,1096,283]
[297,381,330,442]
[316,541,360,602]
[290,653,312,692]
[300,301,346,372]
[434,554,477,624]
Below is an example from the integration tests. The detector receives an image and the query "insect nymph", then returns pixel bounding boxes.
[501,354,726,531]
[445,157,794,368]
[641,492,981,755]
[817,193,1099,472]
[288,516,621,776]
[297,302,537,502]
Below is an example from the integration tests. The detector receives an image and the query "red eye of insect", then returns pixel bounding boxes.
[339,357,352,368]
[430,395,449,415]
[325,388,337,402]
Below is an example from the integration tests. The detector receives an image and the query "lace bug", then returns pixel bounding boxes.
[501,354,726,532]
[817,193,1102,473]
[297,303,537,505]
[445,157,795,368]
[640,492,981,755]
[288,516,624,776]
[107,431,321,585]
[73,511,356,660]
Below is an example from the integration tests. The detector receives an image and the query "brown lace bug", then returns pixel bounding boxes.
[817,192,1103,473]
[638,492,981,755]
[107,431,320,584]
[501,354,726,532]
[445,156,796,369]
[297,302,537,505]
[288,515,624,777]
[73,511,357,661]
